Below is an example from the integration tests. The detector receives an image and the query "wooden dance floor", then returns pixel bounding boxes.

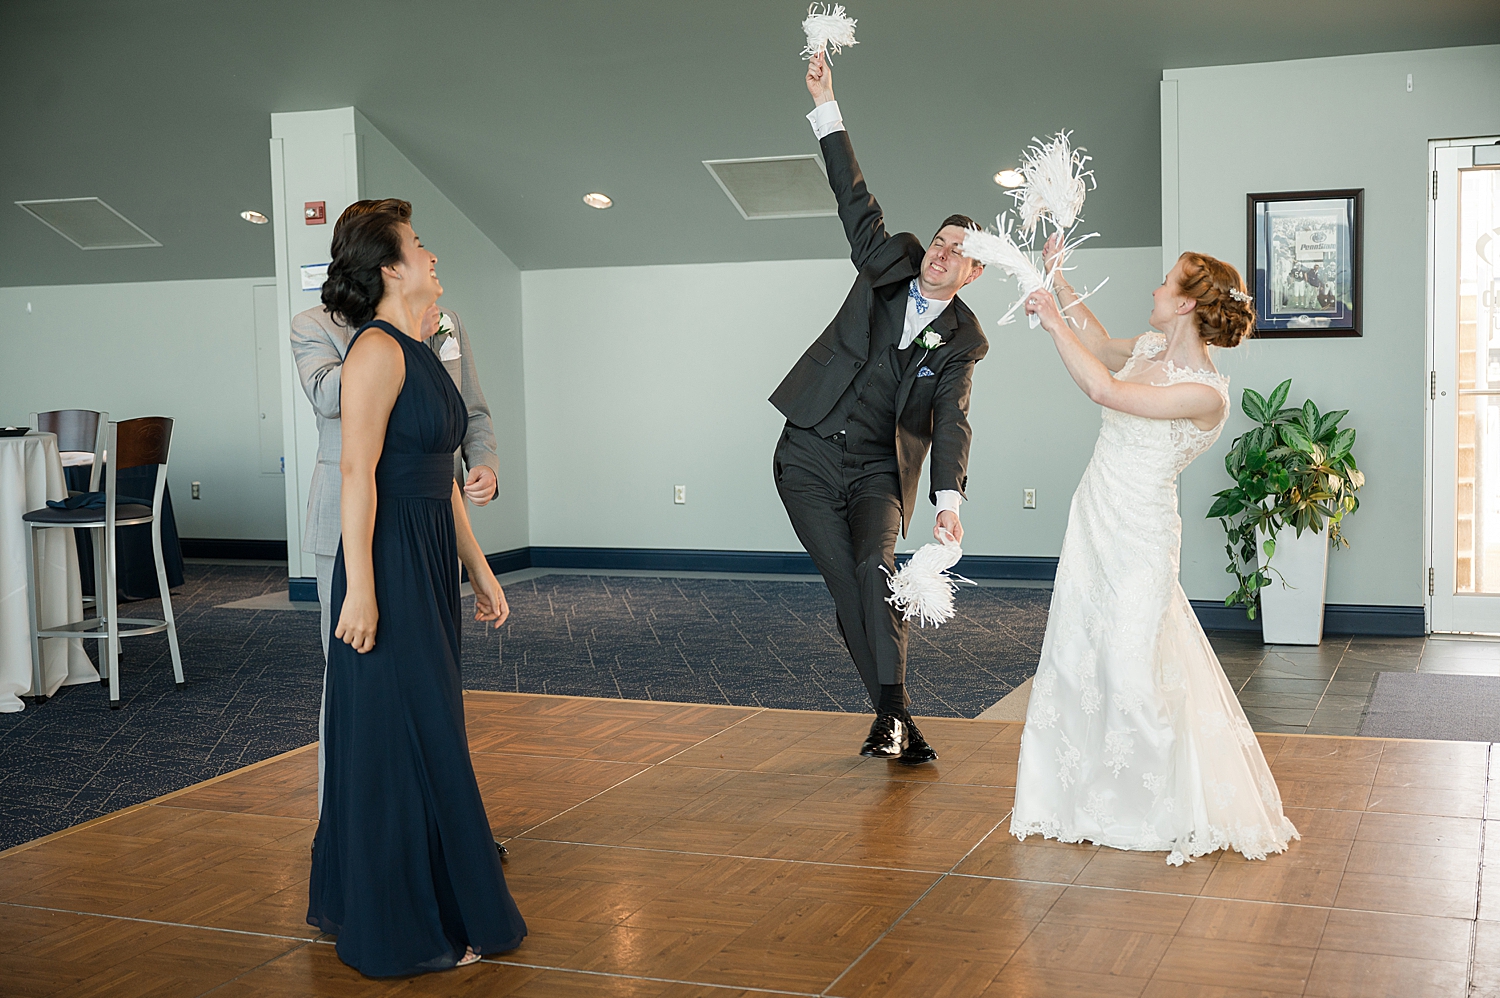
[2,692,1496,996]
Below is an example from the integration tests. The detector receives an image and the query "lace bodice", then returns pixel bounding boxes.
[1103,333,1231,474]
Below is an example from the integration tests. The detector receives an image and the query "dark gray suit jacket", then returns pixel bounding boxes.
[769,128,988,534]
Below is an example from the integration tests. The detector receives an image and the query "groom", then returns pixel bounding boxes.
[771,53,988,764]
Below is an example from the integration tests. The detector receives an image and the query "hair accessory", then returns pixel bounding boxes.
[1228,288,1253,304]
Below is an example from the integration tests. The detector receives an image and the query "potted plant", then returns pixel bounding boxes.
[1207,379,1364,644]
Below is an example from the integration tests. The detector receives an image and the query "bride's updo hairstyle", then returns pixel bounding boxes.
[1177,251,1255,349]
[321,198,413,328]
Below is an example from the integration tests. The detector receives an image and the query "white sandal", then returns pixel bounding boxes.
[456,947,481,967]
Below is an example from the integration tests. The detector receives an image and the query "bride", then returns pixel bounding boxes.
[1010,240,1298,865]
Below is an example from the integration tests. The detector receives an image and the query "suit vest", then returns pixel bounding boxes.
[812,284,916,457]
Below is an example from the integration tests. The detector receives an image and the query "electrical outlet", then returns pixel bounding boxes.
[191,481,201,500]
[1023,488,1036,509]
[674,485,686,504]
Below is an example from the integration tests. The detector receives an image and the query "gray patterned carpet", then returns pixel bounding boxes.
[0,565,1048,849]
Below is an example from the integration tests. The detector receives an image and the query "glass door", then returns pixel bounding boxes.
[1431,140,1500,632]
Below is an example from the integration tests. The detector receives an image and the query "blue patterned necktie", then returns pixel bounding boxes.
[907,280,930,315]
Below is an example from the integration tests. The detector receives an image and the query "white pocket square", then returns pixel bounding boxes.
[438,337,462,361]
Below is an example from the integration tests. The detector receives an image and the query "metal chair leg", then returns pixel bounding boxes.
[152,517,184,688]
[24,525,46,705]
[105,521,121,708]
[92,524,108,687]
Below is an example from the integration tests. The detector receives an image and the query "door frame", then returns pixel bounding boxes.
[1427,136,1500,633]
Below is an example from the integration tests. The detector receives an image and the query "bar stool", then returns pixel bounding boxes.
[23,417,185,708]
[29,409,108,614]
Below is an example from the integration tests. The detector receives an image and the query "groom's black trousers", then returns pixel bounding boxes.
[774,425,907,708]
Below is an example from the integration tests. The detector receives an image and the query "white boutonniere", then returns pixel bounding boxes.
[916,327,944,350]
[435,312,462,361]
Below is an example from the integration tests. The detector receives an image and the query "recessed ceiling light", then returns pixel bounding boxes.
[994,169,1024,188]
[240,210,269,224]
[582,192,613,209]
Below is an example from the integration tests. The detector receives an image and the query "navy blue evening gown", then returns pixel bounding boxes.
[308,319,526,976]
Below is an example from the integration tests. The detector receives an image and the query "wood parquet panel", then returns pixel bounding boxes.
[1,692,1495,997]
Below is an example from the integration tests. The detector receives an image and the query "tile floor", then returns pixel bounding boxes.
[1208,632,1500,736]
[2,693,1495,997]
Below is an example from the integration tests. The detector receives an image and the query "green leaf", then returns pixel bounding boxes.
[1241,388,1269,424]
[1282,424,1315,454]
[1302,399,1320,430]
[1208,495,1243,518]
[1316,409,1348,439]
[1330,427,1355,461]
[1267,379,1292,414]
[1262,537,1276,560]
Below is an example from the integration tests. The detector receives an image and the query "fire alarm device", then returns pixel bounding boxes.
[304,201,326,224]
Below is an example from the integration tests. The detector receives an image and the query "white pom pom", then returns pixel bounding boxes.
[1009,131,1095,237]
[884,539,974,628]
[958,216,1047,326]
[801,3,858,60]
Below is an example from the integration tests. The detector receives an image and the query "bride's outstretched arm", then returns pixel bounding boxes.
[1042,234,1135,372]
[1026,290,1224,424]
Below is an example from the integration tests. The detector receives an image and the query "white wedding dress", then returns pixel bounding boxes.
[1011,333,1299,865]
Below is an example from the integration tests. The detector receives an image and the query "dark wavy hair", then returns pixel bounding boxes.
[321,199,412,328]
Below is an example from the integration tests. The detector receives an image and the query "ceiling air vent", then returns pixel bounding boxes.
[15,197,161,250]
[703,155,837,220]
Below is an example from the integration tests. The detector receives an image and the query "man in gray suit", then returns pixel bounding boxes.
[291,301,500,653]
[292,296,500,813]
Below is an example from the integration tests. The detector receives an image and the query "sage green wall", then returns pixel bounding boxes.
[0,278,284,539]
[354,111,529,555]
[1164,44,1500,609]
[520,246,1164,556]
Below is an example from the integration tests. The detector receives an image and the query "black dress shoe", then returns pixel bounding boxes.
[860,713,909,759]
[898,719,939,766]
[495,839,509,861]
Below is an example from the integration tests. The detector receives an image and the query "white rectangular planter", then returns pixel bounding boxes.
[1256,525,1330,645]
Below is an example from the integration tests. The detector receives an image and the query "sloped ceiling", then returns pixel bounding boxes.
[2,0,1497,286]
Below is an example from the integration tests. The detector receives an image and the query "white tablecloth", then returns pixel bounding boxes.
[0,433,99,711]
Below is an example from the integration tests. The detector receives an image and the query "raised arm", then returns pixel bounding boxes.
[806,53,906,276]
[1041,234,1137,372]
[333,328,404,653]
[290,309,346,419]
[1026,290,1224,427]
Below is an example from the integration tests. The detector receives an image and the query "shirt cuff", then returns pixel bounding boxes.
[806,100,845,139]
[935,490,963,516]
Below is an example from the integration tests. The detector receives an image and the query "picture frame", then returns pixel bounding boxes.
[1246,189,1363,338]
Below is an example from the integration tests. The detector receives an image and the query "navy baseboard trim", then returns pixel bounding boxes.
[180,538,288,561]
[1190,600,1425,638]
[484,547,535,575]
[520,547,1063,580]
[287,577,318,603]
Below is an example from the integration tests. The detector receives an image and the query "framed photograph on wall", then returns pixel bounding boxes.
[1246,189,1363,337]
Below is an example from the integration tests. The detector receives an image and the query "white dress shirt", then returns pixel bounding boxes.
[807,101,963,522]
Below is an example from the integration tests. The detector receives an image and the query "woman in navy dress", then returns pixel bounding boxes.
[307,198,526,975]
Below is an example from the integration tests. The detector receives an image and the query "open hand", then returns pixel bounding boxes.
[472,571,510,629]
[806,51,834,105]
[335,591,378,654]
[935,510,963,545]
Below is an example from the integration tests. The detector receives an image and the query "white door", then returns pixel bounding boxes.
[1430,139,1500,632]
